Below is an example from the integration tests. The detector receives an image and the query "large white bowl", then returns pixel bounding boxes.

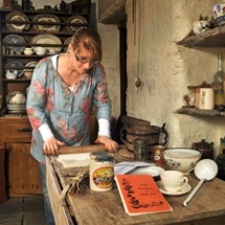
[163,148,202,172]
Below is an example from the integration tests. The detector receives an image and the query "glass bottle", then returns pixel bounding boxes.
[213,54,225,111]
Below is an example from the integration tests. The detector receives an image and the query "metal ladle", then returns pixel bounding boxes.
[183,159,218,207]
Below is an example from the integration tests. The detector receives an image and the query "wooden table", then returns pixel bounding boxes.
[46,147,225,225]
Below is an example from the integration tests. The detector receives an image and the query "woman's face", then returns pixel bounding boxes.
[68,44,98,74]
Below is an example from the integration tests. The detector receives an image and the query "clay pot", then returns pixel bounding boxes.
[191,139,214,159]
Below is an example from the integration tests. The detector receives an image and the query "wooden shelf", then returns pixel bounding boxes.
[176,107,225,116]
[177,25,225,48]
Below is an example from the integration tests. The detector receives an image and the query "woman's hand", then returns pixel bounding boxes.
[43,137,65,156]
[95,136,118,153]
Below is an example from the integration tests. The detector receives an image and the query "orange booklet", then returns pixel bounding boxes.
[115,174,173,216]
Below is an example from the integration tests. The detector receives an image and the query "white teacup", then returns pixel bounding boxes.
[160,170,188,192]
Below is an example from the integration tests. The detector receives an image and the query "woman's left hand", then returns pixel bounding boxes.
[95,136,118,153]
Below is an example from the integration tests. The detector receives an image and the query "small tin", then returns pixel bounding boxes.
[89,151,114,192]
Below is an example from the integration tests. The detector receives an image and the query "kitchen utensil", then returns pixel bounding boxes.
[183,159,218,206]
[57,144,107,155]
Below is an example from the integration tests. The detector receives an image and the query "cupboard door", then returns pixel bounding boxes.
[5,142,42,197]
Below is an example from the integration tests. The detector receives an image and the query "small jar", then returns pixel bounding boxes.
[89,151,114,192]
[133,138,148,161]
[150,145,165,166]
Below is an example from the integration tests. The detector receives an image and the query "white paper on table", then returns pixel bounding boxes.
[57,153,91,168]
[114,161,155,175]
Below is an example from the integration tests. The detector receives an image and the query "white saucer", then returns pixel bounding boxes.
[156,181,192,196]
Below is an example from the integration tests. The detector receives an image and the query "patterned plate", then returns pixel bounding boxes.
[33,14,61,32]
[66,15,88,33]
[3,34,26,52]
[5,11,30,32]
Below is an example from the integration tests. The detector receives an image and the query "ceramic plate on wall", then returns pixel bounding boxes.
[4,60,24,77]
[23,61,38,73]
[33,14,61,32]
[66,15,88,33]
[5,11,30,32]
[63,37,72,52]
[3,34,26,52]
[30,34,62,53]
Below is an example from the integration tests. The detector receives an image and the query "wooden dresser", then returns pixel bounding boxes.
[0,116,42,197]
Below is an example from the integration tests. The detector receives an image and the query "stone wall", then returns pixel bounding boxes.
[125,0,225,156]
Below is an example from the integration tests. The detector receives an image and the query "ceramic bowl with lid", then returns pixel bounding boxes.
[6,91,27,105]
[163,148,202,172]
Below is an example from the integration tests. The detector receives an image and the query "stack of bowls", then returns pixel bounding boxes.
[121,123,168,151]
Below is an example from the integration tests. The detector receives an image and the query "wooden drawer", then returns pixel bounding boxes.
[0,117,32,143]
[3,122,32,139]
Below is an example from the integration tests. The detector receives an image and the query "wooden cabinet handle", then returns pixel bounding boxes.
[18,127,32,132]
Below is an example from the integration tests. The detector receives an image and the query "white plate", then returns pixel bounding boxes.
[6,11,30,32]
[33,14,61,32]
[157,181,192,196]
[57,153,90,168]
[128,165,165,177]
[30,34,62,54]
[66,15,88,33]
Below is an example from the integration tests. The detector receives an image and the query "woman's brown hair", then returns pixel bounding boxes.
[70,28,102,62]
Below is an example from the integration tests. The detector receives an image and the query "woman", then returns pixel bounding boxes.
[26,28,118,225]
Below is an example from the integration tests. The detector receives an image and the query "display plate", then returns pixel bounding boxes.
[24,61,38,71]
[33,14,61,32]
[30,34,62,53]
[63,37,72,52]
[5,11,30,32]
[3,34,26,52]
[66,15,88,33]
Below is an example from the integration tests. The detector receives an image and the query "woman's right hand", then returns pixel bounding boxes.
[43,137,65,156]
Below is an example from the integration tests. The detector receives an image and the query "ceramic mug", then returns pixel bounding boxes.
[198,88,214,110]
[160,170,188,192]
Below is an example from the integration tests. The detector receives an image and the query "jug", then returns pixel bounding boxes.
[5,69,18,79]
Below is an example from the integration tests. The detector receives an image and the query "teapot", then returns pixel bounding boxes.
[5,69,18,79]
[191,139,214,159]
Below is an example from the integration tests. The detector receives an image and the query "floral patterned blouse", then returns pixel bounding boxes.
[26,55,111,162]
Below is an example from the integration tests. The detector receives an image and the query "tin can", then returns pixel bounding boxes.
[89,151,114,192]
